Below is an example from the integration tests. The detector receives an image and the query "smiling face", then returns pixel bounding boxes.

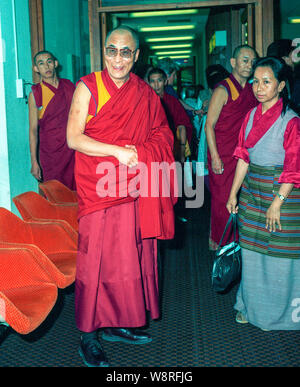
[34,53,58,80]
[252,66,285,110]
[104,30,140,88]
[148,72,166,97]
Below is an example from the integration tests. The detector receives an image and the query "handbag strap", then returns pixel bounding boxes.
[217,213,238,250]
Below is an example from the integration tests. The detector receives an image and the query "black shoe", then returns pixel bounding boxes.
[79,335,109,367]
[102,328,152,344]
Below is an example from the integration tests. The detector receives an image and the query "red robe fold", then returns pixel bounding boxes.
[207,74,258,248]
[32,79,76,189]
[74,70,176,331]
[75,69,177,239]
[161,92,193,144]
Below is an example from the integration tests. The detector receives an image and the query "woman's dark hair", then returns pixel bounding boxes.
[252,56,292,115]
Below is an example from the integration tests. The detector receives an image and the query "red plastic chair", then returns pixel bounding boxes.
[39,180,77,204]
[13,191,78,233]
[0,207,77,288]
[0,247,58,335]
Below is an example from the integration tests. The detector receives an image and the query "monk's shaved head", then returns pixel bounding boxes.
[105,26,139,50]
[232,44,258,60]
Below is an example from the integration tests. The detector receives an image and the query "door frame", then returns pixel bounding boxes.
[28,1,273,74]
[89,0,273,72]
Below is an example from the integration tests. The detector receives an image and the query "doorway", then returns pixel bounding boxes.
[89,0,273,75]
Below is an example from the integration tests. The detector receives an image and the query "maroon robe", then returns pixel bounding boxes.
[74,69,176,331]
[161,92,193,144]
[32,79,76,190]
[207,74,258,249]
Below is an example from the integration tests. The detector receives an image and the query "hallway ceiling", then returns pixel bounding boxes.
[110,1,300,62]
[279,0,300,19]
[112,8,210,61]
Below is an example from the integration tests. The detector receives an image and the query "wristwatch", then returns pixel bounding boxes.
[277,193,287,201]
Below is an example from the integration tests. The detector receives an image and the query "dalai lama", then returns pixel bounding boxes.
[66,26,177,367]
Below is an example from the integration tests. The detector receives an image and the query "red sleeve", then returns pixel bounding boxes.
[31,83,42,108]
[165,94,193,144]
[278,116,300,188]
[232,109,253,163]
[135,91,177,239]
[77,72,98,117]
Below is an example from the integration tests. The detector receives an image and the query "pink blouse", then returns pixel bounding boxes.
[234,99,300,188]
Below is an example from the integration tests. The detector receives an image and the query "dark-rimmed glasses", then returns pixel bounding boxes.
[105,47,136,59]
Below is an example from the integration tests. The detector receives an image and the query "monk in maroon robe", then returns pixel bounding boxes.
[148,67,193,161]
[29,51,75,190]
[205,45,258,250]
[148,67,193,223]
[67,26,176,367]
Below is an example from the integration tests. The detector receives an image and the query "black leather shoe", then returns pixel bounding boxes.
[79,335,109,367]
[102,328,152,344]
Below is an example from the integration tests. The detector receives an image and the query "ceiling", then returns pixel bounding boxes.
[279,0,300,19]
[109,1,300,63]
[112,8,211,62]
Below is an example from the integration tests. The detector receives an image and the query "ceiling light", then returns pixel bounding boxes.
[140,25,195,32]
[150,44,192,49]
[158,55,190,60]
[155,50,192,55]
[130,10,198,18]
[288,17,300,23]
[146,36,194,42]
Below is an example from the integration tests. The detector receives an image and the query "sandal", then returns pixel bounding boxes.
[235,311,248,324]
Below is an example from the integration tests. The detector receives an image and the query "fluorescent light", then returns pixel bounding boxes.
[140,25,195,32]
[146,36,194,42]
[150,44,192,49]
[155,50,192,55]
[288,17,300,23]
[130,10,198,18]
[158,55,190,60]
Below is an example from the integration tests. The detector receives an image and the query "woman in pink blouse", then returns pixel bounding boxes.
[226,57,300,331]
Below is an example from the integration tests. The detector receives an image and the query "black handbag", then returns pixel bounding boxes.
[211,213,242,293]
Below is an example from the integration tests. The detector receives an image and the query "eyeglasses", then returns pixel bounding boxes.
[105,47,137,59]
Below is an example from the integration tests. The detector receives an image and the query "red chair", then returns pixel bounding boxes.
[0,207,77,289]
[0,246,58,335]
[39,180,77,204]
[13,191,78,233]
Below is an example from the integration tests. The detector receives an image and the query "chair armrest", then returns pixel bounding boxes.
[0,242,64,283]
[52,203,78,230]
[28,221,77,254]
[0,247,57,288]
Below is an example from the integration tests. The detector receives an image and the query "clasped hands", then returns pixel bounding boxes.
[116,144,138,168]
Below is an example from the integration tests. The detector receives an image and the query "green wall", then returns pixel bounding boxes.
[0,0,36,215]
[43,0,90,83]
[0,0,90,215]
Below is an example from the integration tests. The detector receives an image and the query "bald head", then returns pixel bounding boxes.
[232,44,258,60]
[105,26,139,50]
